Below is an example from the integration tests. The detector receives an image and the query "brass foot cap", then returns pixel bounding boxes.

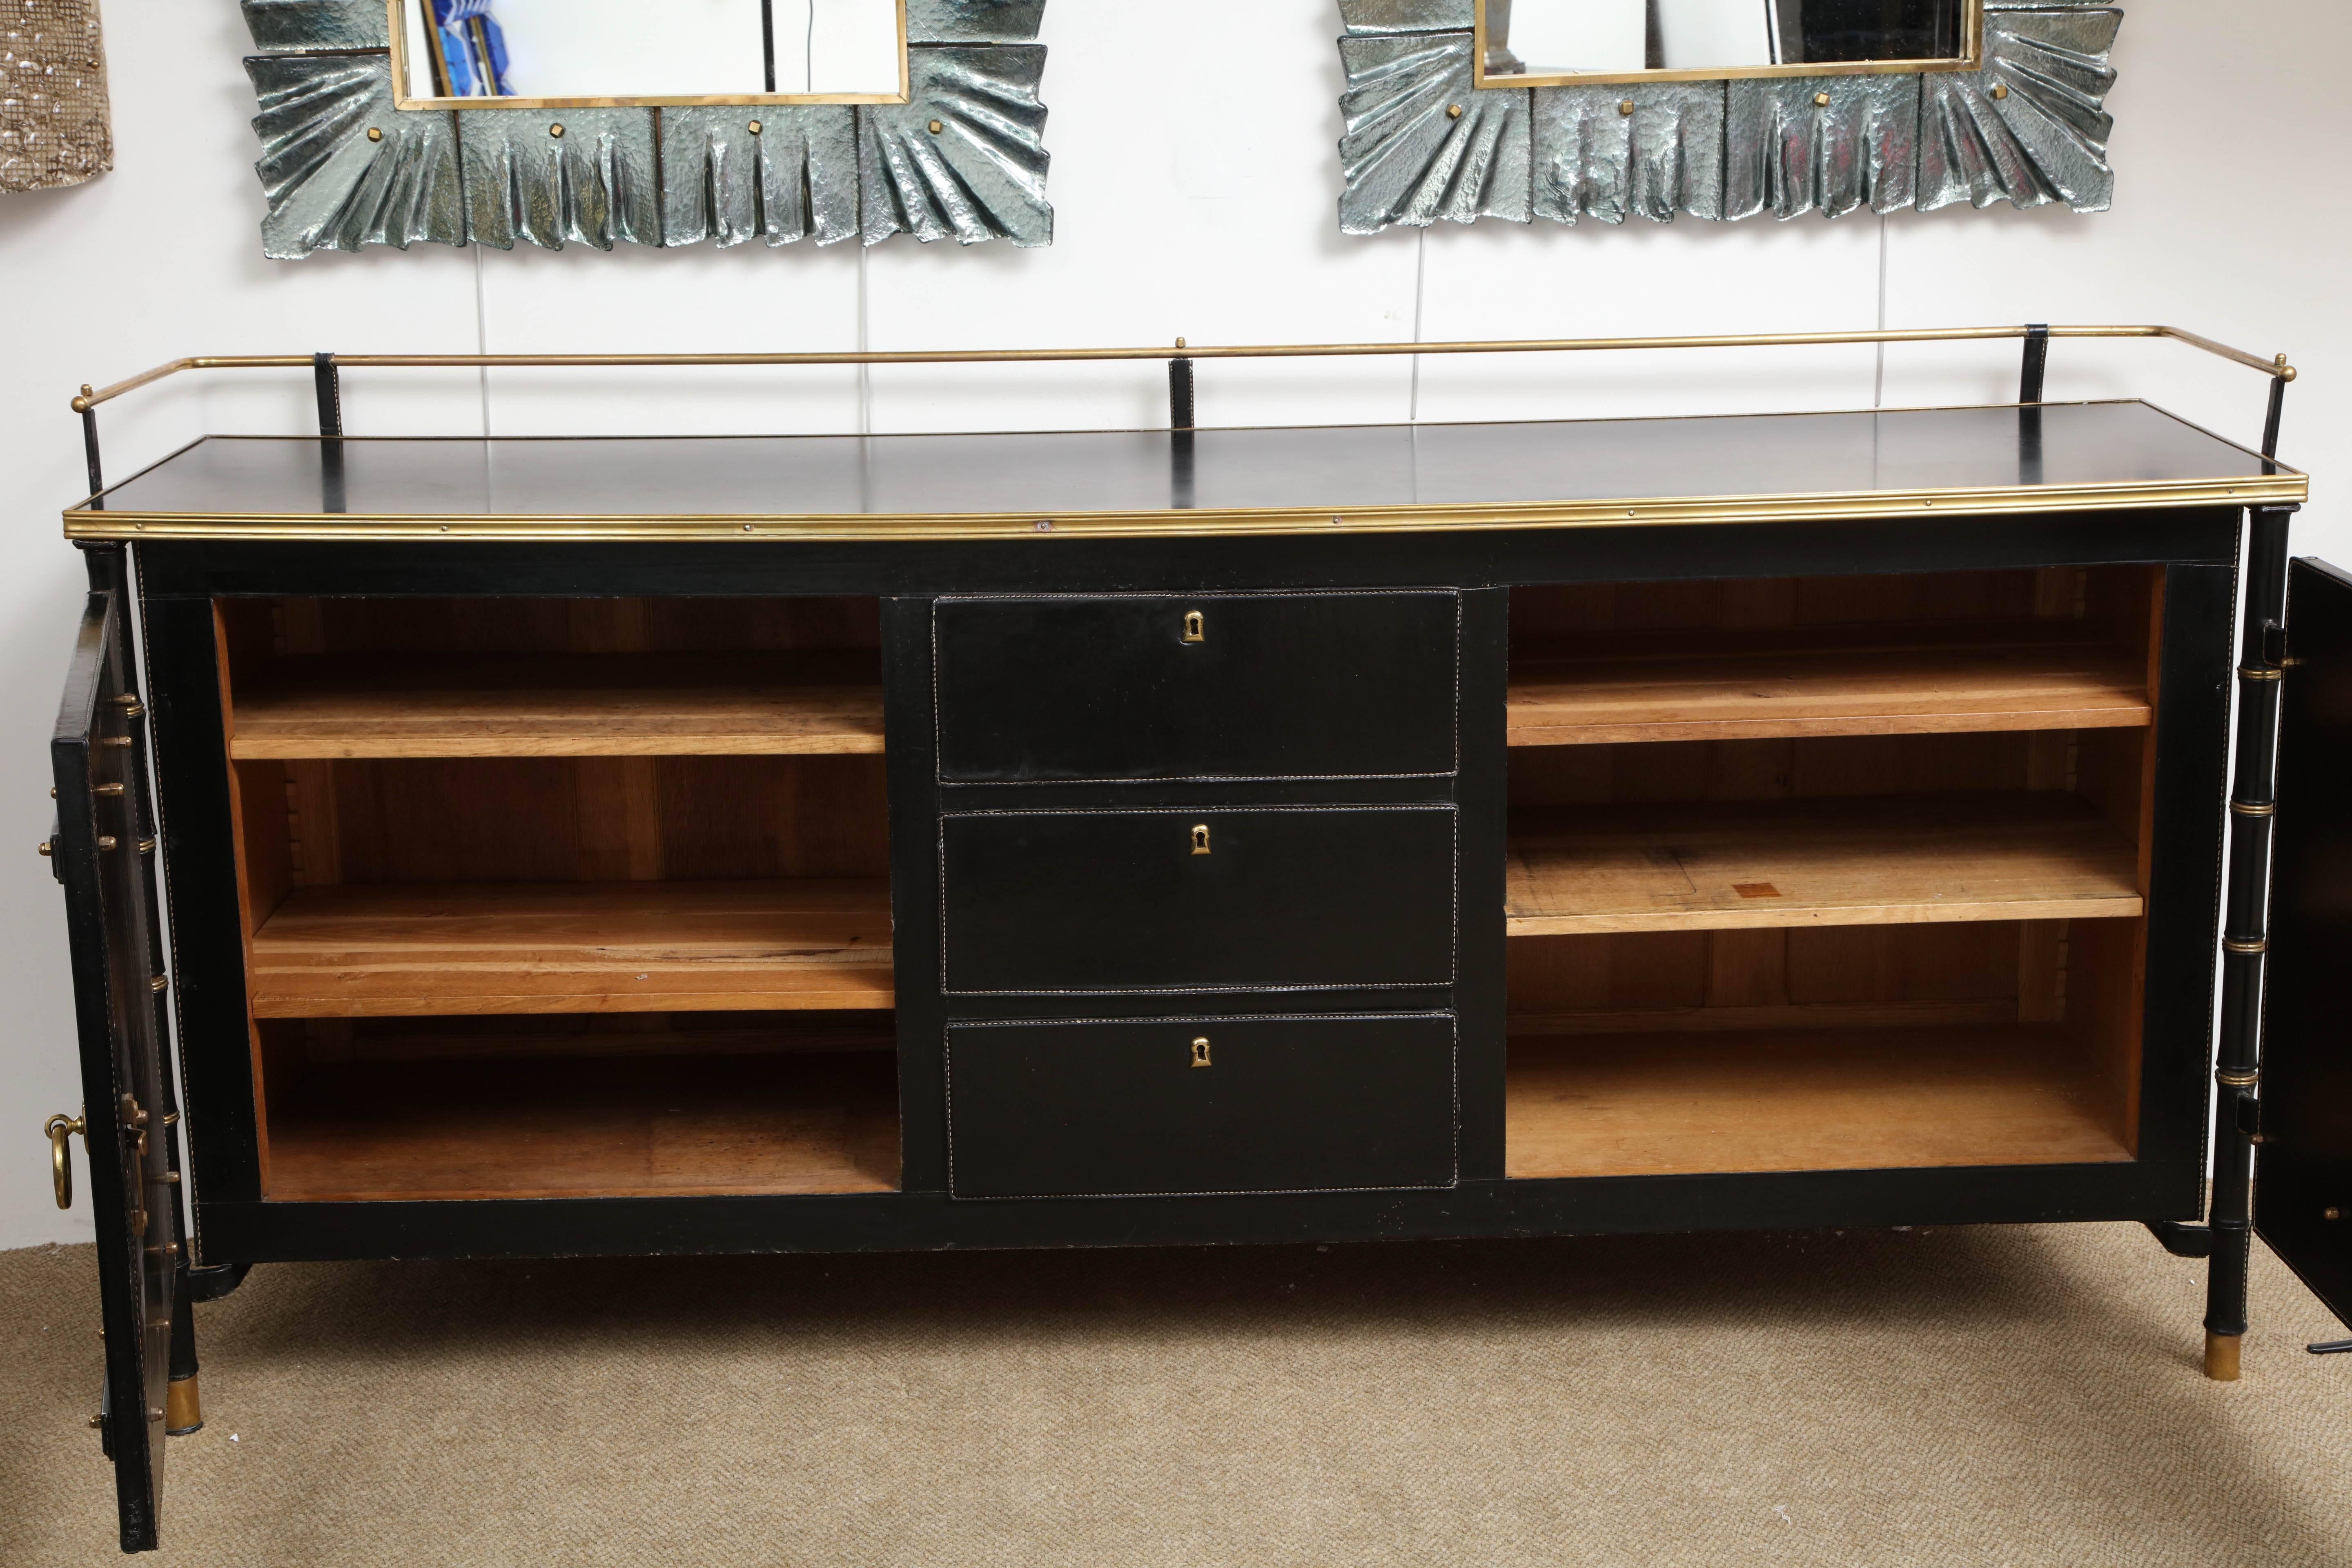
[165,1374,203,1435]
[2205,1331,2243,1382]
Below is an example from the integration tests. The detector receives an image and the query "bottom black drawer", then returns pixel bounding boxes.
[946,1013,1457,1198]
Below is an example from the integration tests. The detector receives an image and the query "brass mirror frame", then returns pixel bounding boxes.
[1338,0,2120,233]
[240,0,1050,257]
[1472,0,1984,89]
[390,0,914,109]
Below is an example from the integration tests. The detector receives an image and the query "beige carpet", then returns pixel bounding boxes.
[4,1223,2351,1566]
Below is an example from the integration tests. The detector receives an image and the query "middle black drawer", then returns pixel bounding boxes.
[941,805,1457,993]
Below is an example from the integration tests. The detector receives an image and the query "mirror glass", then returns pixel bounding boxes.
[399,0,902,102]
[1478,0,1973,83]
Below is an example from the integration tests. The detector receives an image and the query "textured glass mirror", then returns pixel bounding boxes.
[239,0,1052,255]
[1337,0,2117,234]
[1476,0,1977,85]
[395,0,906,104]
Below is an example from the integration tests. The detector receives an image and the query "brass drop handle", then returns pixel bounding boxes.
[1191,1037,1212,1068]
[1181,610,1205,644]
[1190,824,1211,855]
[44,1113,85,1210]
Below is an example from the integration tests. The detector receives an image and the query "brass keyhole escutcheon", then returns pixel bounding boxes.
[1181,610,1205,644]
[1190,824,1211,855]
[1191,1038,1212,1068]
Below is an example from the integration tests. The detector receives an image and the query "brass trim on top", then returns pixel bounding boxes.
[67,325,2299,413]
[1470,0,1983,89]
[61,472,2309,545]
[385,0,914,111]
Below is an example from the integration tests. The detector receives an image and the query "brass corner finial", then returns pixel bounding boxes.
[1175,336,1187,350]
[71,385,93,412]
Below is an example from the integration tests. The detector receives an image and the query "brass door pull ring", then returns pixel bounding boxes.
[44,1113,85,1210]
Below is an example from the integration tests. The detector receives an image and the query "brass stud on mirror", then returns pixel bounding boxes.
[1618,99,1634,116]
[365,127,383,143]
[1989,82,2009,100]
[748,119,762,134]
[1813,91,1831,107]
[549,123,565,138]
[1446,102,1463,119]
[928,118,943,134]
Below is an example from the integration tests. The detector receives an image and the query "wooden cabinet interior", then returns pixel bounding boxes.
[256,1013,900,1200]
[214,596,900,1200]
[227,651,885,759]
[200,566,2168,1200]
[1503,566,2162,1180]
[246,880,893,1016]
[220,595,885,759]
[1506,566,2156,743]
[1506,631,2151,746]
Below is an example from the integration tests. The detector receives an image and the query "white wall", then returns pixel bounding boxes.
[1,0,2343,1247]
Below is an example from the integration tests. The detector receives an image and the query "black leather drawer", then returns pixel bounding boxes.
[946,1013,1457,1197]
[940,805,1457,993]
[933,591,1458,782]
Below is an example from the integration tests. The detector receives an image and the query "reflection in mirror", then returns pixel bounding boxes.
[399,0,902,101]
[1481,0,1970,80]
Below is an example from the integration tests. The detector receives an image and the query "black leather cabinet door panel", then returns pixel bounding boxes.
[933,591,1459,782]
[947,1013,1457,1197]
[941,805,1456,992]
[2257,557,2352,1328]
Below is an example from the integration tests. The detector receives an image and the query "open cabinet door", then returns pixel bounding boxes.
[2258,557,2352,1330]
[51,574,178,1552]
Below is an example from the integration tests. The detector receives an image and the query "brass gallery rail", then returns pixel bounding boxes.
[70,323,2294,414]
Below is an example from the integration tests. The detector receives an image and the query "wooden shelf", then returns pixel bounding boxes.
[1506,792,2142,936]
[266,1051,899,1200]
[229,651,884,759]
[1506,1025,2131,1179]
[249,879,894,1017]
[1508,632,2149,747]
